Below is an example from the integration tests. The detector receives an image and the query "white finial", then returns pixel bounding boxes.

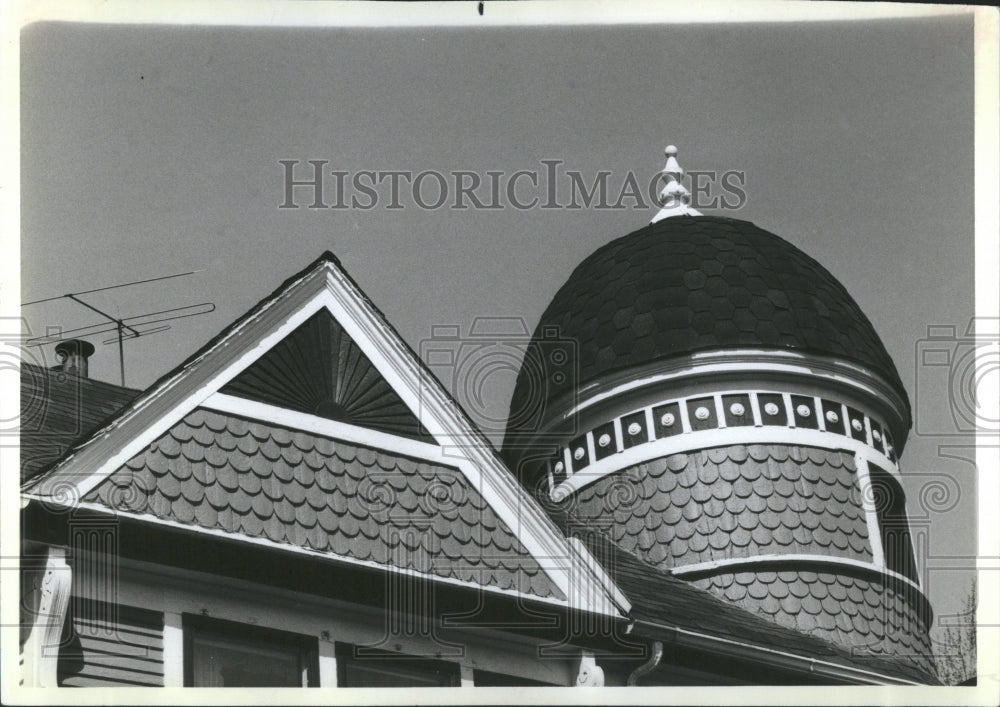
[651,144,701,223]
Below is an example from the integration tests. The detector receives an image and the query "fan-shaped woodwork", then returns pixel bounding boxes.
[221,310,434,442]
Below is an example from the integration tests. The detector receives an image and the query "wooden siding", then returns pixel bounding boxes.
[58,601,164,687]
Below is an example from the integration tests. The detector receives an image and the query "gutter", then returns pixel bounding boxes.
[631,619,922,686]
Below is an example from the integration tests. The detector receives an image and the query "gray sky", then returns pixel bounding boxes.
[19,14,976,632]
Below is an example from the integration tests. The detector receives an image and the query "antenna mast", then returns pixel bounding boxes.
[65,294,138,387]
[23,270,214,387]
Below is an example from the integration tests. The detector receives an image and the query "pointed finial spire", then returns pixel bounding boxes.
[651,144,701,223]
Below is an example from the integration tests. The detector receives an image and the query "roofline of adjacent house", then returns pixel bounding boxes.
[21,361,142,396]
[631,618,925,686]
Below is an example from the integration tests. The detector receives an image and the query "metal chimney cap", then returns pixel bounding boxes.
[55,339,96,360]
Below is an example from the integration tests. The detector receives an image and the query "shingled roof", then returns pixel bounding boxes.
[19,363,139,483]
[506,215,910,450]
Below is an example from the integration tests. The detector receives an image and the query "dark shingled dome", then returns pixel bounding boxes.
[505,216,907,445]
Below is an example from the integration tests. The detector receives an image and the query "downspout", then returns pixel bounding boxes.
[627,640,664,686]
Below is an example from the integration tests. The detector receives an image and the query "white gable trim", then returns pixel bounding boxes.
[566,537,632,614]
[318,267,624,616]
[24,258,626,617]
[202,392,441,461]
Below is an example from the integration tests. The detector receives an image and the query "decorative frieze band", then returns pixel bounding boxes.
[548,389,897,500]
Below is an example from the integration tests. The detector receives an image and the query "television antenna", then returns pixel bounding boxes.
[22,270,215,387]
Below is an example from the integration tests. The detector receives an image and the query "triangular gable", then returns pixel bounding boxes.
[220,309,434,443]
[24,252,628,615]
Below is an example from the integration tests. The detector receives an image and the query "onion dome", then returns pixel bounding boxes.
[502,146,932,682]
[503,153,909,468]
[504,213,910,459]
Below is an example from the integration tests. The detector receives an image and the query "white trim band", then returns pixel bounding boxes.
[549,349,908,432]
[670,552,926,597]
[202,392,442,461]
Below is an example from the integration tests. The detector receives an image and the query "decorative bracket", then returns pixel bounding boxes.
[575,650,605,686]
[21,546,72,687]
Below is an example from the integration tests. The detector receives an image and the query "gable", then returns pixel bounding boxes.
[83,407,562,600]
[220,309,433,443]
[23,253,625,615]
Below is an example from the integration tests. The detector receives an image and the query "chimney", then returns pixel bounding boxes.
[54,339,96,378]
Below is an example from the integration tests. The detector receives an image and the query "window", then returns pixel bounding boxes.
[868,463,918,582]
[183,615,318,687]
[335,644,459,687]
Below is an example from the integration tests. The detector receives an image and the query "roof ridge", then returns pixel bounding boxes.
[21,361,142,396]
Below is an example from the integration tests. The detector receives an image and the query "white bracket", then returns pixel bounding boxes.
[21,547,73,687]
[575,651,605,687]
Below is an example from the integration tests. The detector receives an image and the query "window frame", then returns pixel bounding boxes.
[334,643,460,687]
[866,462,919,583]
[182,614,319,687]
